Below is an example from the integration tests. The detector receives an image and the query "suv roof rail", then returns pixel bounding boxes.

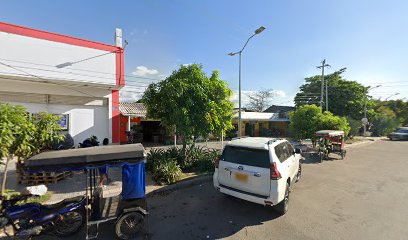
[232,136,249,141]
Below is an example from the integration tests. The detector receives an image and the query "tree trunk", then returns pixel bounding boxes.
[182,136,187,159]
[1,157,11,196]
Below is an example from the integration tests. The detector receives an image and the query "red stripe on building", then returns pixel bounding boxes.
[111,90,120,143]
[0,21,119,53]
[116,48,125,87]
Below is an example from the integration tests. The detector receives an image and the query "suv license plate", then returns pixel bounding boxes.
[234,172,249,183]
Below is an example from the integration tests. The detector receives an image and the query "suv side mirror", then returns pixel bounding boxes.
[294,148,302,154]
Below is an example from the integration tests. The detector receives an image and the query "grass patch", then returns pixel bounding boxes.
[24,192,53,204]
[3,189,53,204]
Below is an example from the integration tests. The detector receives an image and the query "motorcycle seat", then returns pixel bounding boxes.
[40,196,84,213]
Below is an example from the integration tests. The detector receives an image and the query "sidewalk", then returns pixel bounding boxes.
[1,141,221,204]
[1,137,382,204]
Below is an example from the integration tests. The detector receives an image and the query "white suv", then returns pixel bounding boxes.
[213,137,302,215]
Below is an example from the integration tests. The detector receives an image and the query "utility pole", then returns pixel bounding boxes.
[317,59,331,111]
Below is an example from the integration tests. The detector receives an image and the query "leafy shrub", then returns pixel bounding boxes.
[146,148,165,172]
[147,146,219,184]
[152,159,182,184]
[187,147,220,172]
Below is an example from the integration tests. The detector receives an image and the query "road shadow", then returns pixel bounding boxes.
[302,151,344,164]
[35,182,282,240]
[145,182,281,240]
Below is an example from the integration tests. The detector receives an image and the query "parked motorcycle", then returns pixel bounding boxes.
[79,135,100,148]
[0,194,86,238]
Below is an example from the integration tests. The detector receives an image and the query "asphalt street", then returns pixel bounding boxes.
[39,139,408,240]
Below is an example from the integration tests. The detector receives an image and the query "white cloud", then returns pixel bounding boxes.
[120,86,147,102]
[272,90,286,98]
[182,63,192,67]
[132,66,159,77]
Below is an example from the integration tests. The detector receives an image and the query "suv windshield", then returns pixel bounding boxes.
[222,146,270,168]
[396,129,408,133]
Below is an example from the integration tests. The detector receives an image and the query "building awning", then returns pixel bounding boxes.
[119,102,147,117]
[233,111,290,122]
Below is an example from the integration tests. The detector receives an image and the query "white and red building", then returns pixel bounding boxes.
[0,22,125,144]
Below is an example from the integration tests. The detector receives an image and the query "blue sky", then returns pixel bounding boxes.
[1,0,407,105]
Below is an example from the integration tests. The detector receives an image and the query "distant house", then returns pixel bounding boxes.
[264,105,295,115]
[231,105,295,137]
[232,111,290,138]
[119,102,165,144]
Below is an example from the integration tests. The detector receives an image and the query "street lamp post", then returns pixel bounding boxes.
[363,85,381,136]
[385,93,400,101]
[229,26,265,137]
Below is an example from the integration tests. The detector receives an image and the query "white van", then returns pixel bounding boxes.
[213,137,302,215]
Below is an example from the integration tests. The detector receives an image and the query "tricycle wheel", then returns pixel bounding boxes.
[115,211,147,240]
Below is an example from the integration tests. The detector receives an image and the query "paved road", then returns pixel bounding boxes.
[40,140,408,240]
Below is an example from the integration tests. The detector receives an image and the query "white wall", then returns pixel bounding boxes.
[0,31,116,86]
[9,102,110,146]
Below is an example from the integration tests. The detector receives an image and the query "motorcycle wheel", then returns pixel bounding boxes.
[115,212,146,240]
[53,210,85,237]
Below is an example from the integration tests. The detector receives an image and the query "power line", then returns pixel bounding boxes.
[1,64,160,84]
[0,70,153,89]
[0,58,163,81]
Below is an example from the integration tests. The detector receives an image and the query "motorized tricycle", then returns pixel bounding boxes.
[21,143,149,239]
[315,130,347,162]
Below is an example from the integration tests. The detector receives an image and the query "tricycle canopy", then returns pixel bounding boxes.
[315,130,345,137]
[24,143,146,172]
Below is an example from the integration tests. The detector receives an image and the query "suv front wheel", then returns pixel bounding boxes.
[274,182,290,215]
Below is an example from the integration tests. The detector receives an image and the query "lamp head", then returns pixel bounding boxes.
[255,26,266,34]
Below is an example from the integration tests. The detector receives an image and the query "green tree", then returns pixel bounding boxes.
[381,100,408,126]
[0,104,63,195]
[0,104,36,195]
[142,64,233,156]
[316,111,350,136]
[32,112,64,153]
[289,105,351,143]
[295,68,368,119]
[289,105,322,141]
[370,105,400,136]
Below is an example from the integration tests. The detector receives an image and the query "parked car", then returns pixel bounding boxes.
[213,137,302,215]
[388,127,408,141]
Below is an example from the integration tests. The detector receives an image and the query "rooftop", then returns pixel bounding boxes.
[119,102,147,117]
[233,111,290,121]
[263,105,295,113]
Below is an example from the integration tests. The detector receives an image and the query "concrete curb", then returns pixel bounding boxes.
[345,137,384,149]
[147,173,213,197]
